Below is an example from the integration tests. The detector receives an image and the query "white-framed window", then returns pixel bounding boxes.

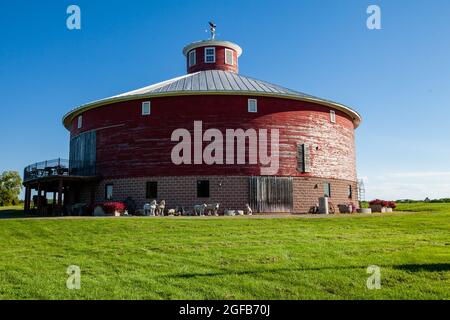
[330,110,336,123]
[188,50,196,67]
[204,47,216,63]
[225,48,234,65]
[77,115,83,129]
[142,101,151,115]
[248,99,258,113]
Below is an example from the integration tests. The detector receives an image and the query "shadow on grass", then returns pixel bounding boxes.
[0,208,26,219]
[170,265,366,279]
[170,263,450,279]
[394,263,450,273]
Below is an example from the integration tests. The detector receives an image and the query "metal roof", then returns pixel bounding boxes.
[63,70,362,128]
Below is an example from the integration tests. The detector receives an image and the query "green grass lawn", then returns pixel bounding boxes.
[0,204,449,299]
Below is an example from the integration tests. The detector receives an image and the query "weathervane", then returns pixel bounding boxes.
[208,21,217,40]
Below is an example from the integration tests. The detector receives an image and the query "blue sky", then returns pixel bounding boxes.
[0,0,449,200]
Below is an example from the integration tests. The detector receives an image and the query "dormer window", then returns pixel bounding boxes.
[77,115,83,129]
[142,101,151,115]
[204,47,216,63]
[188,50,196,67]
[225,49,234,65]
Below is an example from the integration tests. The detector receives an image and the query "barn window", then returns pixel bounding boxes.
[324,183,332,198]
[77,115,83,129]
[297,143,311,173]
[197,180,210,198]
[348,185,353,199]
[225,48,234,65]
[248,99,258,113]
[330,110,336,123]
[188,50,196,67]
[146,181,158,199]
[204,47,216,63]
[142,101,151,115]
[105,184,113,200]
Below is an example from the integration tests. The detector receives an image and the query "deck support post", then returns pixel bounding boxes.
[24,186,31,212]
[57,179,63,215]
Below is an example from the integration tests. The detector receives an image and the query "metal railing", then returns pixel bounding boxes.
[23,158,96,182]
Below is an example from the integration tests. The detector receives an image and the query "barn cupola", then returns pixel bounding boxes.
[182,23,243,74]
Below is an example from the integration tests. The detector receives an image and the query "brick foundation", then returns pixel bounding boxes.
[78,176,357,214]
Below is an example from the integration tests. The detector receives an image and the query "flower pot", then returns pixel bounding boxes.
[357,208,372,214]
[93,206,105,216]
[369,204,387,213]
[225,210,236,216]
[385,207,393,213]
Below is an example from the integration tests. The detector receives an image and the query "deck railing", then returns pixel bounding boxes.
[23,158,96,182]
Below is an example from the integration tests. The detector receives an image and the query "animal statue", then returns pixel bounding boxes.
[245,204,253,216]
[194,204,207,216]
[143,200,157,216]
[156,200,166,216]
[167,209,176,216]
[205,203,220,216]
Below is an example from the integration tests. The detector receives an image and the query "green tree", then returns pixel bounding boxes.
[0,171,22,206]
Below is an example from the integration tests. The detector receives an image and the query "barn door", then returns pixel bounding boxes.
[249,177,293,213]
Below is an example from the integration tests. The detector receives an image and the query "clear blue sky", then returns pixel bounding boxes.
[1,0,449,200]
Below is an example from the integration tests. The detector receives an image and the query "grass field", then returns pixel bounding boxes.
[0,204,449,299]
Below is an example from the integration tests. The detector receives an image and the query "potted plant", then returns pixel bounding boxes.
[357,201,372,214]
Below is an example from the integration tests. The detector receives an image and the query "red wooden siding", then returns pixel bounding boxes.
[70,95,356,181]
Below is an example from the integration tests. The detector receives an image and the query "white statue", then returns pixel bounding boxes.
[245,204,253,216]
[194,204,207,216]
[144,200,157,216]
[156,200,166,216]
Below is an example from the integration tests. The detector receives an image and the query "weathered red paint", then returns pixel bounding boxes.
[70,95,357,182]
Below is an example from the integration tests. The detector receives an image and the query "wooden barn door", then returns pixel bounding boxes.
[249,177,293,213]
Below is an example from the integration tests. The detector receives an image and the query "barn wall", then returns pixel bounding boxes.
[70,95,357,182]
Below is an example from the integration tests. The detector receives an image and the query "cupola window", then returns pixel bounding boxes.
[77,115,83,129]
[204,47,216,63]
[225,48,234,65]
[188,50,196,67]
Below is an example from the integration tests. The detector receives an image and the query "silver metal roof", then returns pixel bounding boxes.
[63,70,361,128]
[113,70,317,98]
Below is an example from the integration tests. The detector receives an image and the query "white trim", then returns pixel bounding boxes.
[330,110,336,123]
[225,48,234,66]
[248,99,257,113]
[204,47,216,63]
[77,115,83,129]
[188,50,196,67]
[142,101,151,115]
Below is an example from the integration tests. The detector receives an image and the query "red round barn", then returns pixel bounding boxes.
[60,38,361,213]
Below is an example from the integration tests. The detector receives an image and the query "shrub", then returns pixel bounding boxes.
[369,199,397,209]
